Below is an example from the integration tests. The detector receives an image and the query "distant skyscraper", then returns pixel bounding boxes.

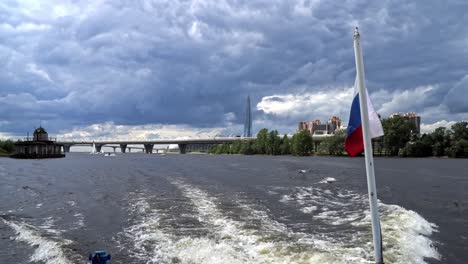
[243,95,252,137]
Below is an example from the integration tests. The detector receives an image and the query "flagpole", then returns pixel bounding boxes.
[353,27,384,263]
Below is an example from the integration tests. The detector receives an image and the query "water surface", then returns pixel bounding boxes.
[0,154,466,263]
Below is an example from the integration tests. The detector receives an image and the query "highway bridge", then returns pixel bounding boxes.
[58,134,331,154]
[57,137,256,154]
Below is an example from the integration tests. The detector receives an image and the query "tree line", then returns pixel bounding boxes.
[0,140,15,155]
[208,128,315,156]
[209,119,468,158]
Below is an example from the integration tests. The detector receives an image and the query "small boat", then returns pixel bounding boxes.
[90,143,102,155]
[104,153,116,157]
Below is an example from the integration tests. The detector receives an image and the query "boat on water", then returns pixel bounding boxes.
[104,152,116,157]
[90,143,102,155]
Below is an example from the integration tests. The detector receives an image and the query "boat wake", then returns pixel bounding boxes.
[1,217,79,264]
[280,186,440,263]
[120,179,440,263]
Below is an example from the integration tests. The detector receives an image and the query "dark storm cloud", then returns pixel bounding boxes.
[0,0,467,136]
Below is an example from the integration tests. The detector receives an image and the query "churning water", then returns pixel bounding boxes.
[0,154,466,263]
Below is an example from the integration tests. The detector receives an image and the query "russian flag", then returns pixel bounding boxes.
[345,78,384,157]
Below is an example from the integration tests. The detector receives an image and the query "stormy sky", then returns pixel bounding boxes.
[1,0,467,139]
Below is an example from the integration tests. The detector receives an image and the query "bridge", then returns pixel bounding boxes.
[57,134,332,154]
[57,137,256,154]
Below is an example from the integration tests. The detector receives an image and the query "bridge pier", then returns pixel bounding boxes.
[111,146,117,153]
[144,144,154,154]
[63,144,72,153]
[95,144,103,153]
[120,144,127,153]
[178,144,187,154]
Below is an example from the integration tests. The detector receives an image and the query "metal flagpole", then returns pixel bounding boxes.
[353,27,384,263]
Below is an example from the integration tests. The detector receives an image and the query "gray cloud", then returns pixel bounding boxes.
[0,0,467,137]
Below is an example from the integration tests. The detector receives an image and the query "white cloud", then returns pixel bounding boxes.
[293,0,320,16]
[256,87,353,119]
[0,0,466,138]
[188,21,203,41]
[420,120,458,134]
[376,86,435,116]
[27,63,53,82]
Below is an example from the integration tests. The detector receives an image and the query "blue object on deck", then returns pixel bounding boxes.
[89,251,111,264]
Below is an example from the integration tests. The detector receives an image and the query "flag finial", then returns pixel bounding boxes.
[354,27,360,39]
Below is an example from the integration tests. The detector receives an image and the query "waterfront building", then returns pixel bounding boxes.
[297,116,342,135]
[298,121,309,132]
[390,112,421,134]
[329,116,341,129]
[11,127,65,159]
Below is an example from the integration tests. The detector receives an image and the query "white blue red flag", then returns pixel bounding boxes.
[345,78,384,157]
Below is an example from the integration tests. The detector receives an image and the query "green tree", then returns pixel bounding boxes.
[267,130,281,155]
[291,129,313,156]
[0,140,15,153]
[430,127,451,156]
[451,122,468,141]
[381,116,416,156]
[255,128,269,154]
[215,144,224,154]
[400,134,433,157]
[317,130,346,155]
[208,144,219,154]
[231,140,242,154]
[447,139,468,158]
[240,140,255,155]
[280,134,291,155]
[223,143,232,154]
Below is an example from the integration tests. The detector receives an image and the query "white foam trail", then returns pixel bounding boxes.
[2,219,78,264]
[123,187,340,264]
[301,206,318,213]
[354,205,440,264]
[125,182,439,263]
[72,213,85,229]
[170,179,341,263]
[65,200,85,229]
[66,201,77,207]
[123,195,173,263]
[124,192,262,264]
[281,186,440,263]
[39,216,62,235]
[319,177,337,183]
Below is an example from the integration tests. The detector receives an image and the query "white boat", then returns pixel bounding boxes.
[90,143,102,154]
[104,152,116,157]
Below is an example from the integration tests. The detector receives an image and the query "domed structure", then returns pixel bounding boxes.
[33,127,49,141]
[11,126,65,159]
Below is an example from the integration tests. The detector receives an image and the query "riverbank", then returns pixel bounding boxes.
[0,150,11,157]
